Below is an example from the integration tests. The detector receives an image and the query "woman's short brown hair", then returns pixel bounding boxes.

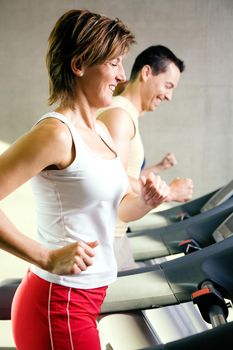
[46,9,135,107]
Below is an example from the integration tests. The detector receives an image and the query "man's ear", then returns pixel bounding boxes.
[71,56,84,77]
[140,65,152,82]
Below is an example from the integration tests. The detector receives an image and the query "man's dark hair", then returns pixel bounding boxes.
[130,45,185,80]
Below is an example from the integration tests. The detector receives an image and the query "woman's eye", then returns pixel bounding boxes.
[111,63,118,67]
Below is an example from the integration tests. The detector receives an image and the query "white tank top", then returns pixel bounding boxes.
[30,112,128,289]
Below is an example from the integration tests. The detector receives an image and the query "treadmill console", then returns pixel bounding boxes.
[212,213,233,242]
[201,179,233,213]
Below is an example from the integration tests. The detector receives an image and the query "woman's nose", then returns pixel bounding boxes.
[117,64,126,82]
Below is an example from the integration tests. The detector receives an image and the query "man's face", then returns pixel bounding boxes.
[143,62,181,112]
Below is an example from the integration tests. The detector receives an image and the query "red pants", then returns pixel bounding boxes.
[11,270,107,350]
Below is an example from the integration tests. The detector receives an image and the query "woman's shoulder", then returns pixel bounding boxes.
[33,116,71,142]
[31,116,73,166]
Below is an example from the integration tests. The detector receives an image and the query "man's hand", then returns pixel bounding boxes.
[141,152,177,177]
[159,152,177,170]
[167,177,193,202]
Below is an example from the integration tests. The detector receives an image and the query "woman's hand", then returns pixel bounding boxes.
[46,240,99,275]
[118,173,169,222]
[140,173,169,208]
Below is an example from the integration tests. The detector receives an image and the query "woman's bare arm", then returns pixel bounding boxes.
[0,119,98,275]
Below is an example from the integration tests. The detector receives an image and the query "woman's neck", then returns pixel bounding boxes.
[55,102,97,131]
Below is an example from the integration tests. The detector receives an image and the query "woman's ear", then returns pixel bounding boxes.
[140,65,152,82]
[71,56,83,77]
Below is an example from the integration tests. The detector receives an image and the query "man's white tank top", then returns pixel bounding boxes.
[30,112,128,289]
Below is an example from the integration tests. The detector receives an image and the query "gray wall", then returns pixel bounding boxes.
[0,0,232,197]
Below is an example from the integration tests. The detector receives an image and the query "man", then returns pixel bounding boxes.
[98,45,193,270]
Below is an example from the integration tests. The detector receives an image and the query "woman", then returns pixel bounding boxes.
[0,10,168,349]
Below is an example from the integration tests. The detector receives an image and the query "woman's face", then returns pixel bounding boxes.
[79,56,126,109]
[142,62,181,112]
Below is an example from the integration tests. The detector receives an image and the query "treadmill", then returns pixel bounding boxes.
[127,181,233,262]
[99,213,233,349]
[128,178,233,232]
